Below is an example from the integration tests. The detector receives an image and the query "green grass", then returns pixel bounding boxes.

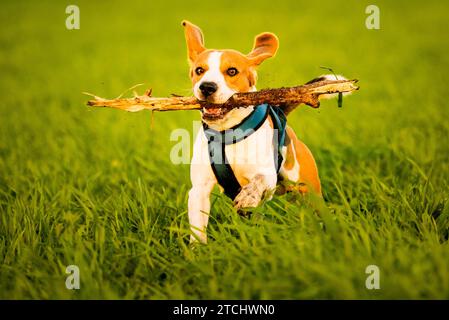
[1,0,449,299]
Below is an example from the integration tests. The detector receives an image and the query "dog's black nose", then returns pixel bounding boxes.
[199,82,218,97]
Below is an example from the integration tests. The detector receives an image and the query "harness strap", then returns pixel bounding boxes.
[207,137,241,199]
[203,104,269,144]
[268,106,287,172]
[203,104,287,200]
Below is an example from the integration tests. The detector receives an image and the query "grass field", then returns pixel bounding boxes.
[1,0,449,299]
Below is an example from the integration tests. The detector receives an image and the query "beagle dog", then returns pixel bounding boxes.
[183,21,322,243]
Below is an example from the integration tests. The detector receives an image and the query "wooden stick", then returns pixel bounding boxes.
[85,79,359,115]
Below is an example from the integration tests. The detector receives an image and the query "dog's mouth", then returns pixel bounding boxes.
[201,104,232,121]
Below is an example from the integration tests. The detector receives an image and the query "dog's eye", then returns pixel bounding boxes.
[226,67,238,77]
[195,67,205,76]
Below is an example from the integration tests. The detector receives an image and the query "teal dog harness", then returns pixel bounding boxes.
[203,104,287,200]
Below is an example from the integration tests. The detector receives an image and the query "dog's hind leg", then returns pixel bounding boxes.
[280,126,321,195]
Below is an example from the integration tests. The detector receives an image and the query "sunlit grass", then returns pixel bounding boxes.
[0,0,448,299]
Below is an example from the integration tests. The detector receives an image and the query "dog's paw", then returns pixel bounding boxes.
[233,183,263,210]
[190,233,207,245]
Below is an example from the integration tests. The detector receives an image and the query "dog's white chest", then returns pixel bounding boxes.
[191,118,278,187]
[225,120,277,184]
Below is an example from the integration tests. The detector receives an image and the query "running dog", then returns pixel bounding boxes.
[183,21,327,243]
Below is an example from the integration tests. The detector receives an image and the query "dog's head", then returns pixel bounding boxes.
[182,20,278,126]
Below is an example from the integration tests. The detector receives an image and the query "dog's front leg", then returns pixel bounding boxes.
[188,179,214,244]
[188,127,217,244]
[234,173,277,210]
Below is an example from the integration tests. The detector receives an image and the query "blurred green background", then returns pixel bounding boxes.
[1,0,448,299]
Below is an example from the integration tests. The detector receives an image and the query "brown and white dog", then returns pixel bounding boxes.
[183,21,322,243]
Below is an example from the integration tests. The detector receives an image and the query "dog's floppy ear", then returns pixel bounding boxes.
[182,20,206,64]
[247,32,279,66]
